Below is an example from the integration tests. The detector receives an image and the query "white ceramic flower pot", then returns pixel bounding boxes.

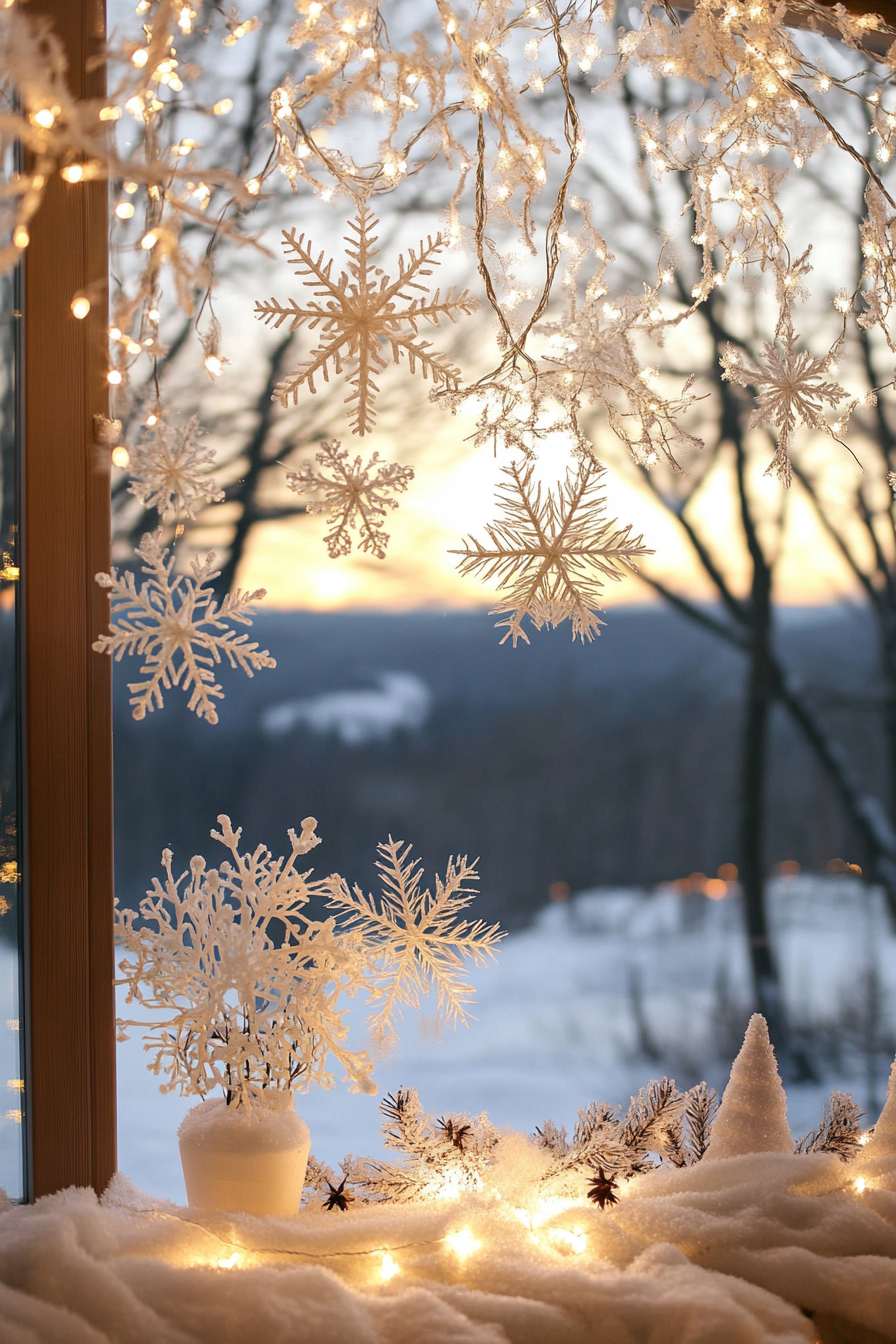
[178,1094,311,1216]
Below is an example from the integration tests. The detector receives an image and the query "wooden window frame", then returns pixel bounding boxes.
[21,0,114,1200]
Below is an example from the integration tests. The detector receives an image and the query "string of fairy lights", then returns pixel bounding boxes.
[123,1160,880,1279]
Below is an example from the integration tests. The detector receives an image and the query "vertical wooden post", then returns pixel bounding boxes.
[22,0,115,1198]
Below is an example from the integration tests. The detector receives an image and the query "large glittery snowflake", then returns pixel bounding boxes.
[721,324,847,487]
[93,532,275,724]
[254,205,477,435]
[128,416,224,522]
[285,438,414,559]
[454,457,653,647]
[116,818,502,1109]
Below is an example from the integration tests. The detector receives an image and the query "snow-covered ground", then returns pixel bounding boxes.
[115,874,896,1203]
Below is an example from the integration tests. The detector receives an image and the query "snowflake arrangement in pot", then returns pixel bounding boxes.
[115,815,503,1110]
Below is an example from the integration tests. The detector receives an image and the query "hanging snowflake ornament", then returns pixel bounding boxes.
[454,457,653,647]
[93,531,275,724]
[721,326,849,487]
[128,416,224,522]
[254,204,477,435]
[115,819,503,1111]
[285,439,414,559]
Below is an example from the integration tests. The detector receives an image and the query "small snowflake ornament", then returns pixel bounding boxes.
[322,1177,355,1211]
[721,327,848,487]
[454,457,653,646]
[128,416,224,522]
[586,1166,619,1209]
[255,204,477,434]
[93,531,275,724]
[286,439,414,559]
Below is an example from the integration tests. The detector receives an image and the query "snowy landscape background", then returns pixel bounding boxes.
[114,871,896,1203]
[101,603,896,1202]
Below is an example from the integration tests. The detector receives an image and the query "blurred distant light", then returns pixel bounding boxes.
[776,860,800,877]
[548,881,570,903]
[826,858,849,875]
[688,871,707,894]
[717,863,738,882]
[704,878,727,899]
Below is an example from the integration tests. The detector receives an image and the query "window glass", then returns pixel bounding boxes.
[108,9,896,1202]
[0,266,23,1202]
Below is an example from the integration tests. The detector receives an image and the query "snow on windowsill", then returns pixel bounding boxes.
[0,1148,894,1344]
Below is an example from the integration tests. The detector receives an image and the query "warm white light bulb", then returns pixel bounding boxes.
[213,99,233,115]
[132,48,149,67]
[115,202,135,219]
[380,1253,399,1280]
[446,1228,481,1259]
[141,230,159,250]
[70,296,91,320]
[13,227,29,249]
[107,370,123,385]
[245,177,261,196]
[61,164,85,183]
[111,446,130,469]
[204,354,223,377]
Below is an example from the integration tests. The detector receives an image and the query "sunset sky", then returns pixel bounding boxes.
[234,385,875,616]
[194,188,884,621]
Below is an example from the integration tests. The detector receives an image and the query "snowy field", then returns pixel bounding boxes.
[112,874,896,1204]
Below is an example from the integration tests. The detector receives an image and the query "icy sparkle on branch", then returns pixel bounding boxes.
[305,1012,882,1213]
[93,532,275,724]
[254,205,478,435]
[285,439,414,559]
[453,456,653,646]
[115,818,503,1111]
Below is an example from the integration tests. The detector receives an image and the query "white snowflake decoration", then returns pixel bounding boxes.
[116,817,503,1110]
[454,457,653,647]
[285,439,414,559]
[255,205,477,435]
[93,531,275,724]
[721,327,848,487]
[128,416,224,522]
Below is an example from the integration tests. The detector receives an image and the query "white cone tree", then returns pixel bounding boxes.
[865,1060,896,1159]
[705,1014,793,1160]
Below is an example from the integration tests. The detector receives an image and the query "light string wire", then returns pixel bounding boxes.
[136,1206,450,1262]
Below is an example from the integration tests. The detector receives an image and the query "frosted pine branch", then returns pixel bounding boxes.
[796,1091,863,1162]
[347,1087,500,1203]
